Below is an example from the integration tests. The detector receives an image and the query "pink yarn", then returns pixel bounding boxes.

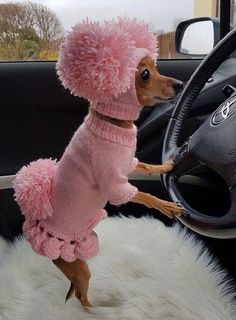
[22,218,100,262]
[42,237,63,260]
[117,17,158,60]
[56,17,158,103]
[14,112,137,262]
[13,159,58,220]
[56,18,136,102]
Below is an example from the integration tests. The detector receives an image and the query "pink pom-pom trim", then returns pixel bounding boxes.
[56,18,136,102]
[117,17,158,60]
[56,17,158,102]
[23,219,99,262]
[13,159,58,221]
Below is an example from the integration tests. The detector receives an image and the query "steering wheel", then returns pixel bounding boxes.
[162,27,236,239]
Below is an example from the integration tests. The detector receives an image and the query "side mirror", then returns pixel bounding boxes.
[175,17,221,57]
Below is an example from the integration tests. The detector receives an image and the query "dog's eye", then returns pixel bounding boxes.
[140,69,150,82]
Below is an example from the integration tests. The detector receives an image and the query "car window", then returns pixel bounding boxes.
[0,0,233,62]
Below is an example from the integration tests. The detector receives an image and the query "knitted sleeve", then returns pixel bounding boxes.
[91,142,138,206]
[130,157,138,172]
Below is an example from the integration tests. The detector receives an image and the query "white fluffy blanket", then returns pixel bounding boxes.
[0,216,235,320]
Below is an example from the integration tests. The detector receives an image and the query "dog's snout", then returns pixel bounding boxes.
[173,80,183,94]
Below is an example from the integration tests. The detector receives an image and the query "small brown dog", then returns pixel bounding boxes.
[53,55,183,307]
[14,18,184,309]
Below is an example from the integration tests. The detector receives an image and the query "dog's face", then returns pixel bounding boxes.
[135,56,183,106]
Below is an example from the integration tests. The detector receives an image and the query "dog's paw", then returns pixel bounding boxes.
[157,200,183,219]
[159,159,175,174]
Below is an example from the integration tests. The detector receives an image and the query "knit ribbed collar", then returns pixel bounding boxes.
[84,113,137,147]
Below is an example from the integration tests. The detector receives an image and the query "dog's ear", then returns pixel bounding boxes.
[65,282,75,303]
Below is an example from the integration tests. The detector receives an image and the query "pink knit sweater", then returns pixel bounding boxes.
[19,113,138,262]
[14,18,158,263]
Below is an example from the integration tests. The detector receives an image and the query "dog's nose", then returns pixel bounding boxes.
[173,80,183,94]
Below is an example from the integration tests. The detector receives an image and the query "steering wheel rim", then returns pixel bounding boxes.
[162,27,236,239]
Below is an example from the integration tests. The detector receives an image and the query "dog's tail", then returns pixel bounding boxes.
[13,159,58,220]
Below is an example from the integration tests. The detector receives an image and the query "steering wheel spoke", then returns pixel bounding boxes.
[173,138,202,176]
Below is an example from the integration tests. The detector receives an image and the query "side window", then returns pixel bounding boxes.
[0,0,223,62]
[0,2,64,61]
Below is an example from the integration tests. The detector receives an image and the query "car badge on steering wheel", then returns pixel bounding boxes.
[212,95,236,125]
[221,101,230,119]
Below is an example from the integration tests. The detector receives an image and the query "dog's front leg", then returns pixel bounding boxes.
[134,159,174,175]
[130,191,182,218]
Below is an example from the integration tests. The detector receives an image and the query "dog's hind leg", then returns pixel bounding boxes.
[53,257,92,307]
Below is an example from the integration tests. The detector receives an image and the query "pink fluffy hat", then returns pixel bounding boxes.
[56,17,158,120]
